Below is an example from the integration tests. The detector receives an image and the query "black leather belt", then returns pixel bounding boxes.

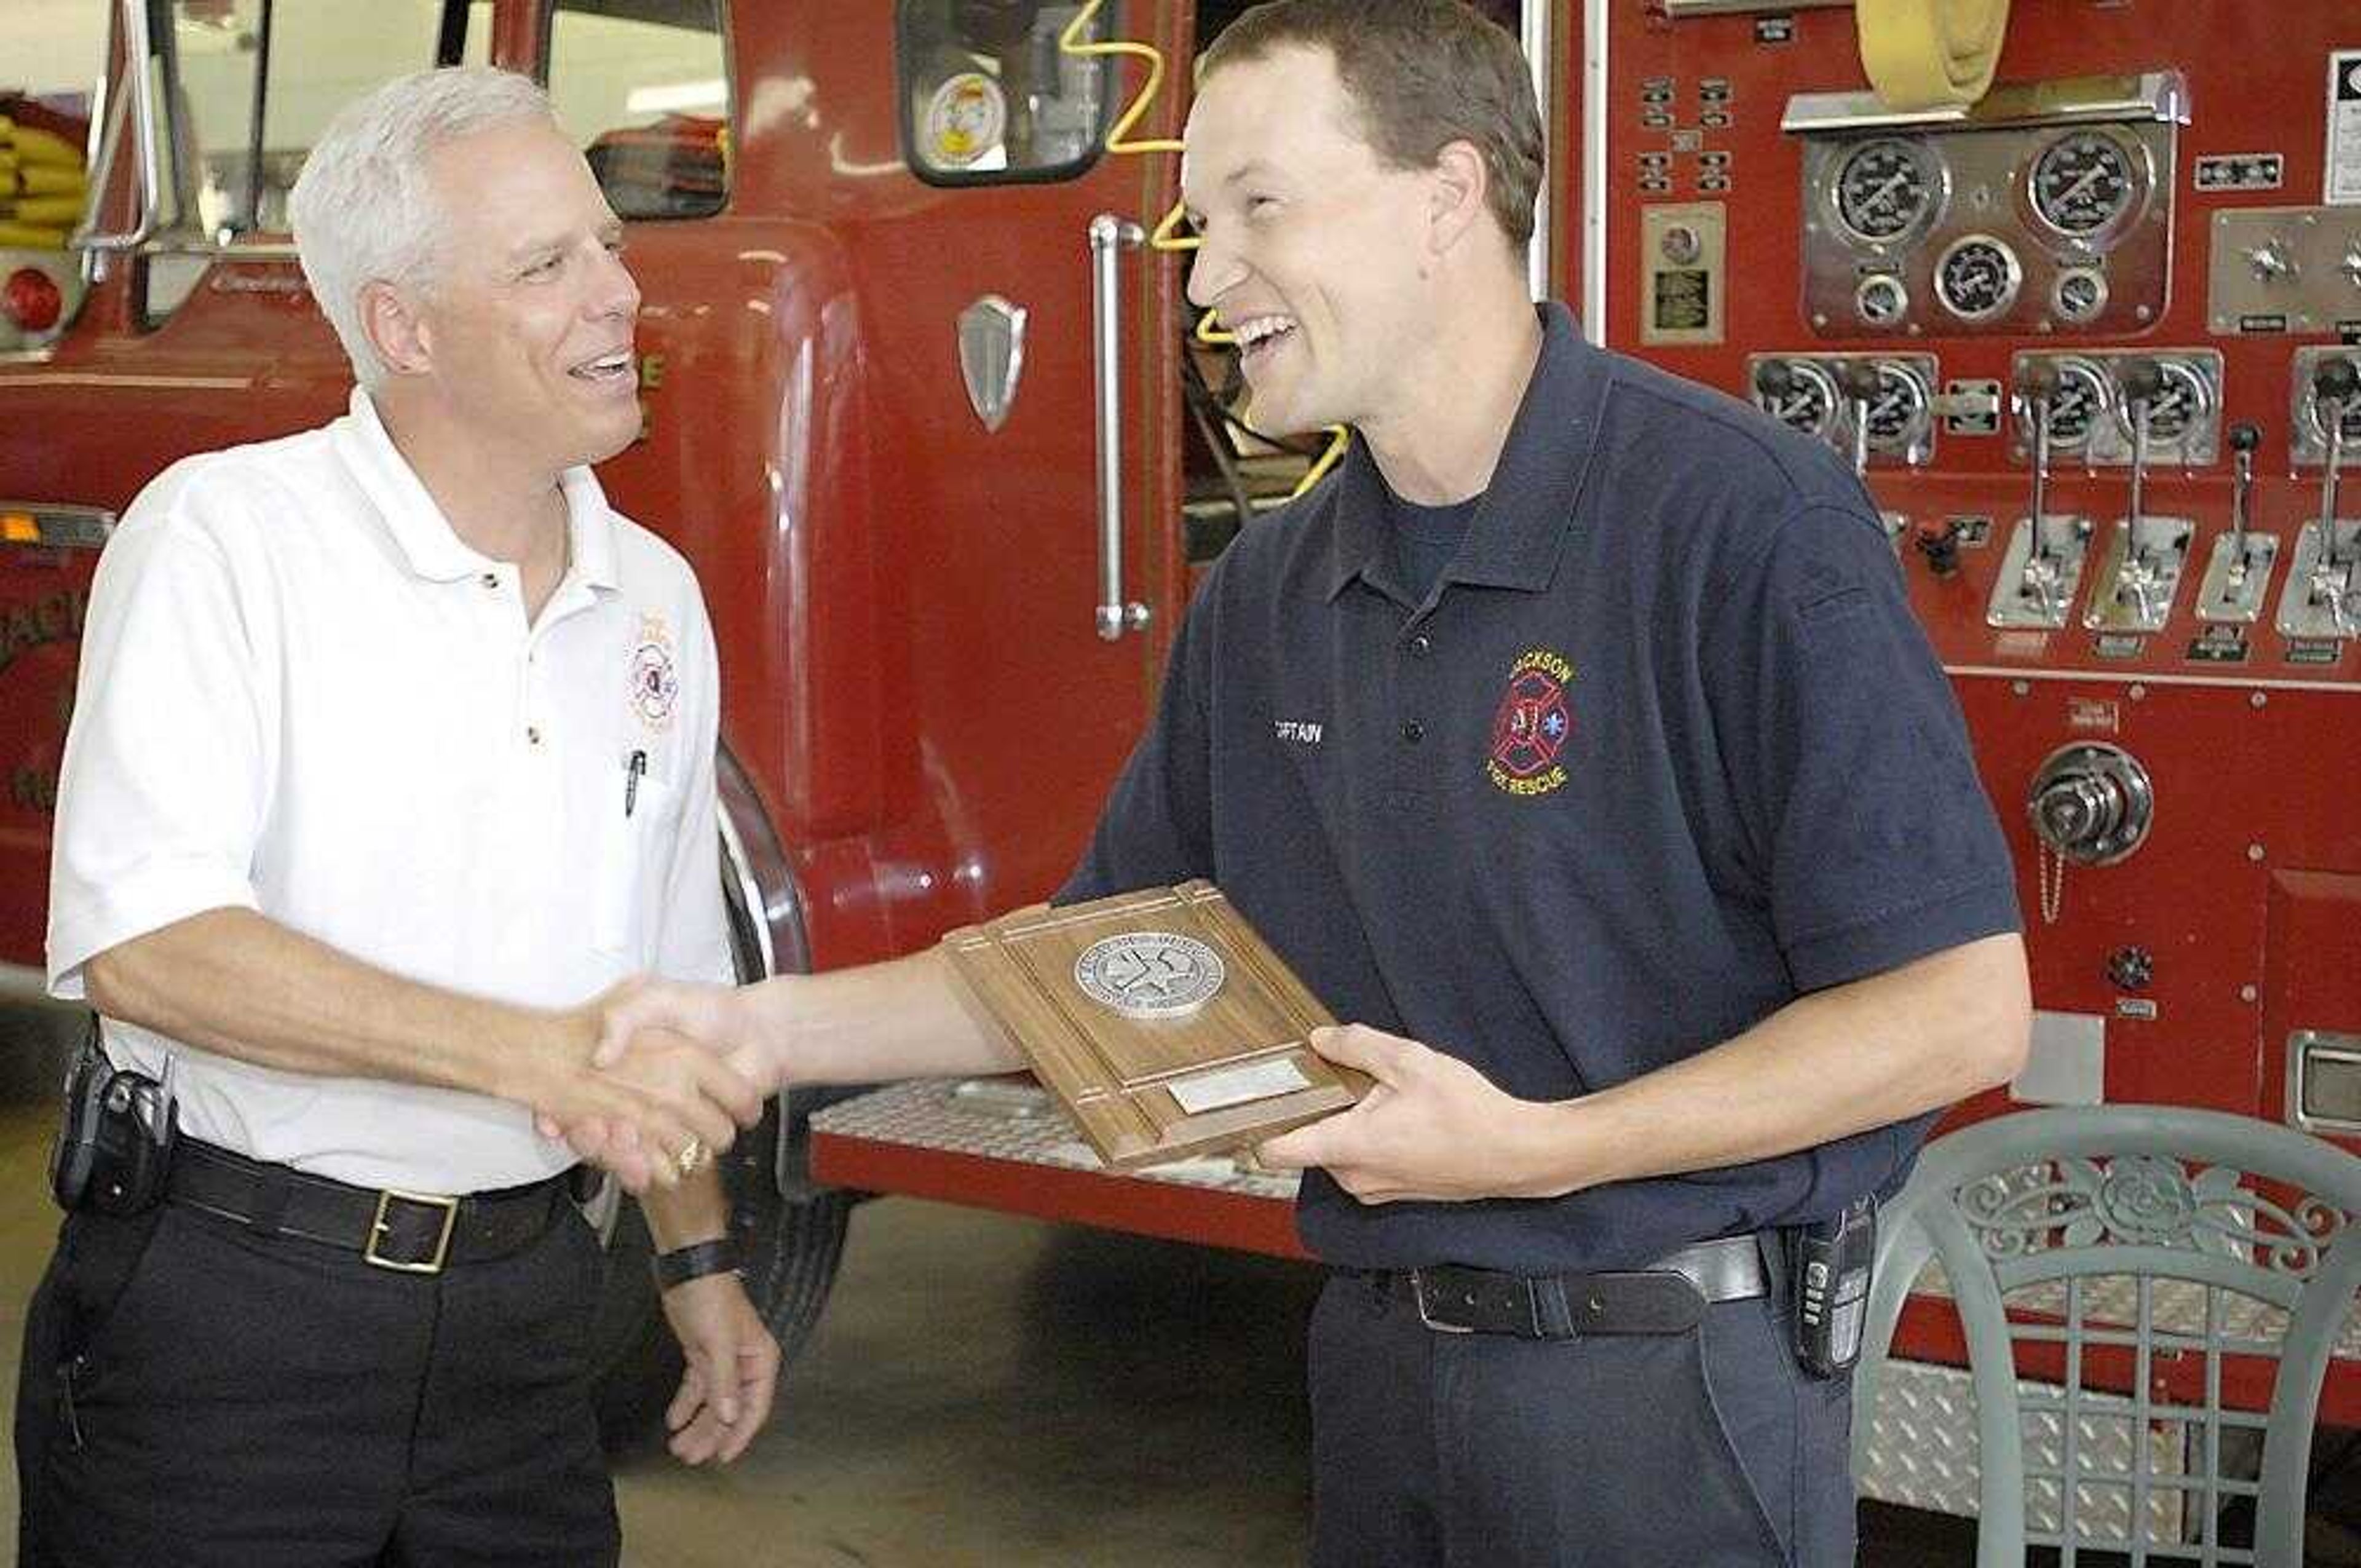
[1362,1235,1772,1339]
[166,1138,572,1276]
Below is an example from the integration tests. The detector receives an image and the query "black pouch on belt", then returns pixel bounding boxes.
[1790,1194,1875,1379]
[49,1023,179,1216]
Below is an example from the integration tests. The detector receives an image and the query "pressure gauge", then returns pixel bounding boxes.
[2051,266,2110,326]
[1832,138,1941,246]
[1934,234,2022,322]
[1854,274,1910,329]
[1752,357,1841,442]
[1865,362,1932,454]
[2019,356,2110,453]
[2031,131,2140,239]
[2113,358,2212,446]
[2304,385,2361,445]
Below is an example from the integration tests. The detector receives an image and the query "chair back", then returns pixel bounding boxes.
[1853,1105,2361,1565]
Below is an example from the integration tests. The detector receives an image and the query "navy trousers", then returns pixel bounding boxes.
[1308,1269,1857,1567]
[15,1195,620,1567]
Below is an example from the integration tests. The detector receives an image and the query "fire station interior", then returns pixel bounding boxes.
[7,0,2361,1562]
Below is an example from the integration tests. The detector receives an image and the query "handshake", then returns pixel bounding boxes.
[533,977,776,1194]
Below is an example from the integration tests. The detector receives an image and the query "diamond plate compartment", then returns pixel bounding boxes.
[809,1079,1302,1202]
[1858,1358,2194,1539]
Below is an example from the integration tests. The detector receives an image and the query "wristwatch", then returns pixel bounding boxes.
[651,1237,740,1290]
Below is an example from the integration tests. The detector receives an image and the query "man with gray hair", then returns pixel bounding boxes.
[15,66,775,1566]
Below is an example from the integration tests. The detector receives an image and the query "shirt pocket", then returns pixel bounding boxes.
[591,756,676,959]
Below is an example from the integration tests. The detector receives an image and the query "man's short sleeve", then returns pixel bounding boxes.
[47,477,274,997]
[1712,504,2020,992]
[1054,595,1219,905]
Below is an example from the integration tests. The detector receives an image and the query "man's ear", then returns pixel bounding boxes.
[1427,140,1491,258]
[359,279,433,379]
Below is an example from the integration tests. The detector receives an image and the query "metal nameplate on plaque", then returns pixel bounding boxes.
[938,882,1365,1170]
[1168,1056,1316,1116]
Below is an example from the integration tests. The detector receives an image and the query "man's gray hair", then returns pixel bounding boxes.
[288,67,560,388]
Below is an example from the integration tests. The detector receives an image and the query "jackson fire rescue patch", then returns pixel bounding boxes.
[630,613,681,731]
[1487,648,1576,797]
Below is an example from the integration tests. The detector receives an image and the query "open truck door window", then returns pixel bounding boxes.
[545,0,729,222]
[140,0,494,322]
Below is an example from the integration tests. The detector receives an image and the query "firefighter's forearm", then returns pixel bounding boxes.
[1519,932,2032,1198]
[81,906,587,1103]
[745,948,1021,1087]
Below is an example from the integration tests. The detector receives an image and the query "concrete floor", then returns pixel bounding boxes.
[7,994,2310,1567]
[0,997,1326,1567]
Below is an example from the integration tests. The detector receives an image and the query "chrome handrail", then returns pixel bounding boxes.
[1088,212,1150,642]
[71,0,162,253]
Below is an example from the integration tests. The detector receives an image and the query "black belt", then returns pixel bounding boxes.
[1359,1235,1771,1339]
[166,1138,572,1276]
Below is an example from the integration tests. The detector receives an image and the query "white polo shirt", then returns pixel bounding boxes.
[47,389,734,1193]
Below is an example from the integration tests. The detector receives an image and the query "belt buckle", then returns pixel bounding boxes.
[365,1189,459,1275]
[1408,1270,1476,1334]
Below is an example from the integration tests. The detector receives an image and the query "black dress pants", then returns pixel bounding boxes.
[15,1195,620,1567]
[1307,1269,1857,1567]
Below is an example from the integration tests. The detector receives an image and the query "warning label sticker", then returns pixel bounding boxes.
[2330,51,2361,204]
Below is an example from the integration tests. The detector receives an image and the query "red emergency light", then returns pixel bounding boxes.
[3,268,64,334]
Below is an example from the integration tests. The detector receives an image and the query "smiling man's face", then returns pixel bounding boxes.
[1181,46,1444,438]
[409,120,644,472]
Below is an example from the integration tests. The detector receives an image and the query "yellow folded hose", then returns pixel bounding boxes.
[1856,0,2009,110]
[1,124,84,169]
[17,166,86,198]
[0,221,69,249]
[0,195,82,226]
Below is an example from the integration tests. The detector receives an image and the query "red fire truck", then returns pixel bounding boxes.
[4,0,2355,1511]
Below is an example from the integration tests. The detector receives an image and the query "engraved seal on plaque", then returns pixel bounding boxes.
[1072,931,1227,1019]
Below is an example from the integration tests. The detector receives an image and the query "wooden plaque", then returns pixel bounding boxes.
[938,881,1366,1170]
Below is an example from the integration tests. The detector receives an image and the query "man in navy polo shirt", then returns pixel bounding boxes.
[574,1,2031,1561]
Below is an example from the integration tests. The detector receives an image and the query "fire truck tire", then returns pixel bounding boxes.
[587,1106,855,1452]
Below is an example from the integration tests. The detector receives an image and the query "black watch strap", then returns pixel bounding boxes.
[651,1237,740,1291]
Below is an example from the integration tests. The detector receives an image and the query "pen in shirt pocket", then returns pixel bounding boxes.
[624,749,647,818]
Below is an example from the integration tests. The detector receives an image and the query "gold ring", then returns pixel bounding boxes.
[674,1139,708,1177]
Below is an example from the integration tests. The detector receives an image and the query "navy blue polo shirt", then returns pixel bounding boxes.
[1059,303,2019,1274]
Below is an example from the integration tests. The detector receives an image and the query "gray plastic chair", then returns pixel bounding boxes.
[1853,1105,2361,1565]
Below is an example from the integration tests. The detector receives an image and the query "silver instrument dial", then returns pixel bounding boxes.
[1934,234,2022,322]
[1854,274,1910,329]
[1752,357,1841,442]
[2306,389,2361,445]
[2018,357,2110,453]
[1832,138,1939,245]
[2113,359,2212,446]
[2032,131,2140,239]
[1865,362,1932,454]
[2051,267,2110,326]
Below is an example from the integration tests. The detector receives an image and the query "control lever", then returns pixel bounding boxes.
[2315,355,2356,571]
[2197,421,2277,625]
[2118,358,2161,540]
[2277,358,2360,638]
[2110,359,2170,624]
[1839,358,1880,478]
[2226,422,2260,587]
[2019,358,2059,535]
[2009,360,2079,622]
